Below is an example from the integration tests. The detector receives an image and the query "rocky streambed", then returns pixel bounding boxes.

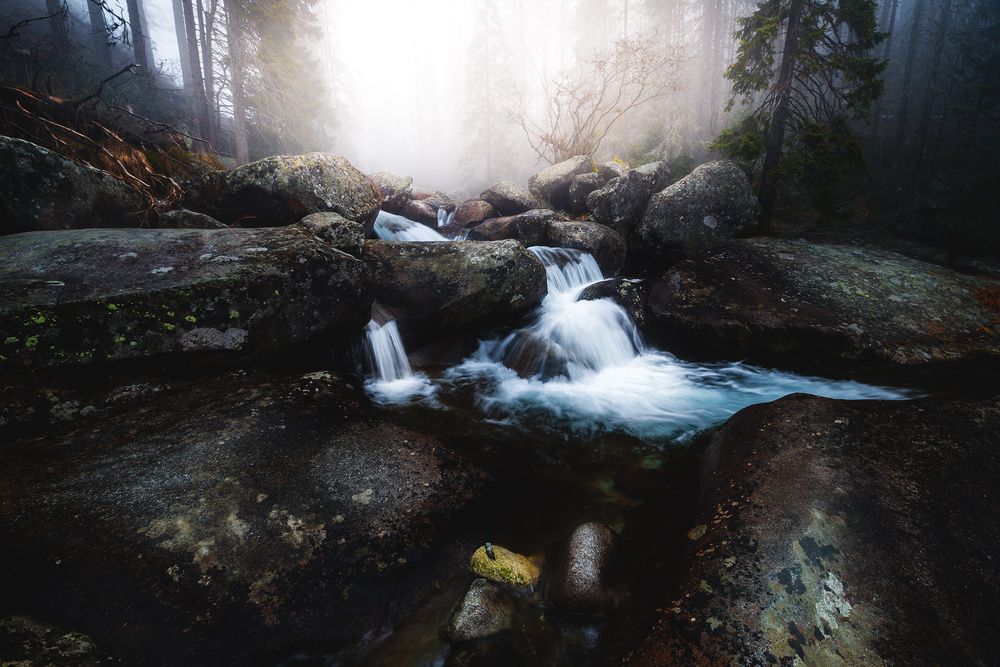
[1,141,998,666]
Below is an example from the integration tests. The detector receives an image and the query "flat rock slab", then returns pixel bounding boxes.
[622,393,1000,666]
[646,238,1000,365]
[0,371,490,665]
[0,227,372,372]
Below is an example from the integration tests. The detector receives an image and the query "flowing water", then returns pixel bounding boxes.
[373,210,450,241]
[320,244,917,666]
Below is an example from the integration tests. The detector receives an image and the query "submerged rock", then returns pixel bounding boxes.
[0,227,373,373]
[362,239,547,346]
[465,209,557,247]
[587,161,671,239]
[634,160,759,261]
[440,579,515,643]
[469,543,540,592]
[545,220,626,277]
[0,371,491,666]
[621,393,1000,666]
[645,238,1000,365]
[528,155,596,211]
[180,153,381,232]
[480,181,548,216]
[0,136,147,234]
[546,523,623,615]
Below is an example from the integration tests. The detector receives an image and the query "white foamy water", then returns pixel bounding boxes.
[367,246,915,441]
[363,319,436,404]
[373,210,449,241]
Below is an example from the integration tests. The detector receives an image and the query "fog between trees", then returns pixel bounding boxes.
[1,0,997,246]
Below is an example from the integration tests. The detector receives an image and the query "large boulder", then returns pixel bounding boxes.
[368,170,413,212]
[465,209,557,247]
[633,160,760,261]
[453,199,498,228]
[0,227,373,373]
[362,239,547,345]
[528,155,596,211]
[587,161,671,239]
[578,278,649,327]
[621,393,1000,666]
[0,371,492,666]
[295,211,365,257]
[645,238,1000,365]
[180,153,381,233]
[568,172,605,215]
[0,136,147,234]
[545,220,626,277]
[440,579,514,643]
[480,181,548,216]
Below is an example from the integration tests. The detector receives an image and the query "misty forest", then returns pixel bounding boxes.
[1,0,999,664]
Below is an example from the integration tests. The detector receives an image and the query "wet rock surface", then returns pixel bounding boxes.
[0,614,118,666]
[578,278,649,327]
[368,170,413,212]
[0,136,147,234]
[440,579,515,643]
[645,238,1000,365]
[155,209,227,229]
[0,227,371,370]
[634,160,760,260]
[480,181,548,217]
[620,392,1000,666]
[453,199,499,228]
[546,220,627,277]
[0,227,373,373]
[0,371,492,666]
[180,153,381,232]
[465,209,557,247]
[568,172,605,215]
[362,239,547,346]
[546,522,623,615]
[295,211,365,256]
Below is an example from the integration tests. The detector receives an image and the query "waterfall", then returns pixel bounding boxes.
[374,210,448,241]
[362,318,437,404]
[436,207,455,228]
[364,320,413,382]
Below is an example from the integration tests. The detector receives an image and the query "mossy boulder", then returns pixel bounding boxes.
[155,209,227,230]
[0,227,373,373]
[645,238,1000,365]
[545,220,626,277]
[0,136,147,235]
[362,239,547,346]
[587,161,671,240]
[633,160,760,262]
[578,278,649,327]
[621,393,1000,666]
[480,181,548,216]
[528,155,596,211]
[568,172,605,215]
[453,200,499,228]
[295,211,364,257]
[469,544,540,592]
[0,371,492,666]
[368,170,413,212]
[180,153,381,233]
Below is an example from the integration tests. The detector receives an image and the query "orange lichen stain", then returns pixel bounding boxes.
[975,286,1000,314]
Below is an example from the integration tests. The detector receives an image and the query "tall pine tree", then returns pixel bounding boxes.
[712,0,886,226]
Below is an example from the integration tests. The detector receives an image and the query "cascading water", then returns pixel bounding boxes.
[362,319,436,404]
[373,210,449,241]
[367,245,914,442]
[436,207,455,228]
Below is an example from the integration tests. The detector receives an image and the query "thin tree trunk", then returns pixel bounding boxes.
[172,0,194,94]
[87,0,113,70]
[197,0,218,146]
[869,0,899,144]
[45,0,70,53]
[182,0,211,150]
[225,0,248,165]
[125,0,149,70]
[758,0,805,228]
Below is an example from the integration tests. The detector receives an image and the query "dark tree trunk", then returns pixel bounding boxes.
[182,0,211,149]
[892,0,927,151]
[125,0,149,71]
[172,0,194,94]
[86,0,113,70]
[758,0,805,228]
[225,0,248,165]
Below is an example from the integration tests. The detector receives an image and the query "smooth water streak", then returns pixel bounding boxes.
[373,210,449,241]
